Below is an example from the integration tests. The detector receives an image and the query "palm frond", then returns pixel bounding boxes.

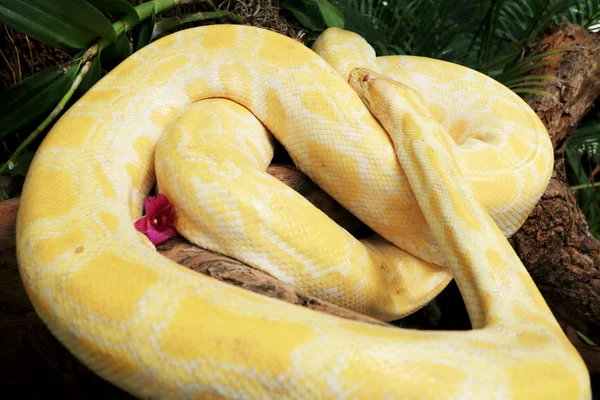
[566,114,600,238]
[331,0,599,69]
[332,0,482,58]
[560,0,600,30]
[568,117,600,163]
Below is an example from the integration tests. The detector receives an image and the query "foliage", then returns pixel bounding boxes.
[279,0,345,31]
[566,115,600,239]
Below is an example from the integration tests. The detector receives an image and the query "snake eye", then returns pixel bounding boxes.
[362,74,370,82]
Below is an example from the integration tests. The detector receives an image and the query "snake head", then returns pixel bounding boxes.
[348,67,380,110]
[348,67,433,131]
[348,67,410,121]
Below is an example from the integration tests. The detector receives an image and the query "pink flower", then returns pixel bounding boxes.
[134,193,177,246]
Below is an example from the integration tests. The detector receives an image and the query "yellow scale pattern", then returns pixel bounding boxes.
[16,24,590,398]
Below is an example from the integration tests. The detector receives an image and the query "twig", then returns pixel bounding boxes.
[0,46,16,86]
[2,25,21,83]
[24,36,34,77]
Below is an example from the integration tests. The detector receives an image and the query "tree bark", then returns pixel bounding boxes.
[509,22,600,345]
[156,236,389,327]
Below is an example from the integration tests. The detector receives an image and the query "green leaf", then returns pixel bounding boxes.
[0,175,11,201]
[0,150,34,200]
[566,144,599,234]
[9,150,35,177]
[314,0,344,28]
[279,0,326,31]
[100,34,132,72]
[502,74,555,86]
[0,0,117,51]
[494,48,569,85]
[510,88,552,97]
[566,148,589,186]
[133,8,155,51]
[152,11,238,40]
[86,0,138,22]
[0,61,80,139]
[569,119,600,149]
[506,81,549,89]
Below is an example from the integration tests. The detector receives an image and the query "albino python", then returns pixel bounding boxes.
[16,24,591,398]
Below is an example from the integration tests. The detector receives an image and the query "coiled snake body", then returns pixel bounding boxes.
[16,25,590,398]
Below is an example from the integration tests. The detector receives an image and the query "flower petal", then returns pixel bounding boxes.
[145,193,171,217]
[161,227,178,239]
[144,196,158,216]
[137,193,177,245]
[134,215,149,233]
[147,226,172,246]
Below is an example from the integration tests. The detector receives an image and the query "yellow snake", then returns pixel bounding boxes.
[16,24,591,398]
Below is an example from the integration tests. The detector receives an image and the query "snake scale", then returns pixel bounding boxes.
[16,24,591,398]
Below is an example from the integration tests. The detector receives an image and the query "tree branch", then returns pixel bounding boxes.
[510,22,600,345]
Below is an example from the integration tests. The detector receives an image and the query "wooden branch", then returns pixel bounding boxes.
[509,22,600,344]
[0,197,18,253]
[156,236,388,327]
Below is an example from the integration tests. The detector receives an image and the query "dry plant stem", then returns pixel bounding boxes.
[510,22,600,344]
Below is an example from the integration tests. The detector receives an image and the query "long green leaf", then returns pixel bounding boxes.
[494,48,568,82]
[314,0,345,28]
[506,80,550,89]
[566,146,598,231]
[0,0,116,51]
[510,87,552,96]
[566,148,588,187]
[280,0,326,31]
[0,61,80,139]
[152,11,240,39]
[568,119,600,152]
[502,74,555,86]
[133,8,155,51]
[100,34,132,72]
[86,0,138,22]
